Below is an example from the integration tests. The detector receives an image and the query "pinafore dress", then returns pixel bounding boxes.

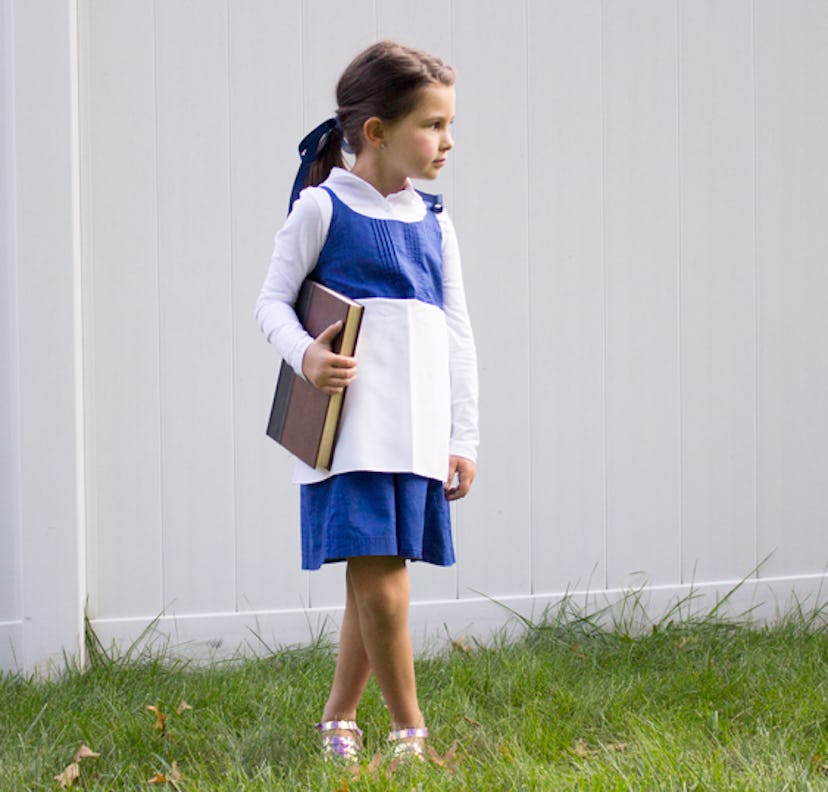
[299,186,454,570]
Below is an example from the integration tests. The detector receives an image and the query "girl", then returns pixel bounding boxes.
[256,41,479,763]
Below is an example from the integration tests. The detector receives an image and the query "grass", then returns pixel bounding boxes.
[1,592,827,791]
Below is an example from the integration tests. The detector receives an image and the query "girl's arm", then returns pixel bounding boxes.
[255,189,332,376]
[439,211,480,473]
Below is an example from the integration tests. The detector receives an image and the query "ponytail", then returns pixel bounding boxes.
[287,118,345,213]
[306,124,345,190]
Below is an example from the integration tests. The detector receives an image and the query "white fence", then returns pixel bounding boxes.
[2,0,828,674]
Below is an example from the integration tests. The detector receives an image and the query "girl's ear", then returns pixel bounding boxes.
[361,116,386,150]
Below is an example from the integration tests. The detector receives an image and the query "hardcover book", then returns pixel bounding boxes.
[266,280,363,469]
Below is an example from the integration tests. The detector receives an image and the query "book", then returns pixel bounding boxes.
[266,280,363,469]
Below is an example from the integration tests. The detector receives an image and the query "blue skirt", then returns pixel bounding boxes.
[300,471,454,570]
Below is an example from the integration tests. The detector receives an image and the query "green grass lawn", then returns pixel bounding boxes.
[2,598,827,791]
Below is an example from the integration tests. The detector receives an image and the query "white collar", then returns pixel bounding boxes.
[325,167,420,208]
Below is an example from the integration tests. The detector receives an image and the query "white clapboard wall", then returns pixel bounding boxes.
[2,0,828,672]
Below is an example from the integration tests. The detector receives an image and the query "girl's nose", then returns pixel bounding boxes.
[442,130,454,151]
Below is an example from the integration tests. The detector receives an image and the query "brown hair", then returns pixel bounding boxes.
[306,41,455,187]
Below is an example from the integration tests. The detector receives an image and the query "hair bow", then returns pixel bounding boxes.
[288,118,341,213]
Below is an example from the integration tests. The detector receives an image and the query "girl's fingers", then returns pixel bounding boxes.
[445,459,458,490]
[445,456,475,501]
[326,364,357,381]
[316,363,357,392]
[315,320,344,346]
[328,356,357,370]
[302,335,358,390]
[322,378,354,391]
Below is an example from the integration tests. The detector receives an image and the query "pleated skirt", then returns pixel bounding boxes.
[299,471,454,570]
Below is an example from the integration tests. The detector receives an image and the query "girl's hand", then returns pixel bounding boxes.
[301,321,358,394]
[445,455,475,501]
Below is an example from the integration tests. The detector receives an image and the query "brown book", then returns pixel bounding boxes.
[266,280,363,469]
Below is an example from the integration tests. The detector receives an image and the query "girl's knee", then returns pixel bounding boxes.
[362,585,408,626]
[348,557,410,624]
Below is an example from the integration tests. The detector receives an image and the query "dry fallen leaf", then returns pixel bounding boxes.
[54,743,100,787]
[349,752,383,780]
[54,762,81,788]
[605,742,628,752]
[462,714,482,727]
[427,740,460,774]
[451,636,474,655]
[147,760,183,785]
[572,738,627,758]
[176,699,192,714]
[146,704,168,737]
[571,641,587,660]
[74,743,100,762]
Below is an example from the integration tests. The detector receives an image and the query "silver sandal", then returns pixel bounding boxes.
[388,726,428,762]
[316,719,363,764]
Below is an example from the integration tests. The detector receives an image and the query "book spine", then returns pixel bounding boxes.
[318,303,363,469]
[339,303,363,357]
[317,391,343,469]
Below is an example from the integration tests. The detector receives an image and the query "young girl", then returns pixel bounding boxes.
[256,41,479,763]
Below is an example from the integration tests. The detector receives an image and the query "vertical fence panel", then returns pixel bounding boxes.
[83,0,163,619]
[453,0,532,599]
[0,0,20,631]
[679,0,757,583]
[12,0,85,670]
[230,1,307,613]
[155,0,235,614]
[528,0,606,595]
[603,1,681,588]
[755,0,828,577]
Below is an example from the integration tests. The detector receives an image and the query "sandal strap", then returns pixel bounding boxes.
[388,726,428,762]
[388,726,429,742]
[316,719,363,737]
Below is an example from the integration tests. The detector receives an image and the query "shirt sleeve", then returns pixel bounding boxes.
[254,188,332,376]
[439,211,480,462]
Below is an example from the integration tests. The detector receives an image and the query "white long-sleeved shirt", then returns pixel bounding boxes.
[256,167,478,483]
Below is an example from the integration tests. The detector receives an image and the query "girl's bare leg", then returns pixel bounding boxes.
[322,566,372,721]
[346,556,424,729]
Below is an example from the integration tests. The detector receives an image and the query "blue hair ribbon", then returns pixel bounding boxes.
[288,118,340,214]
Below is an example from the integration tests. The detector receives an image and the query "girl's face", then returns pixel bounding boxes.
[380,84,455,186]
